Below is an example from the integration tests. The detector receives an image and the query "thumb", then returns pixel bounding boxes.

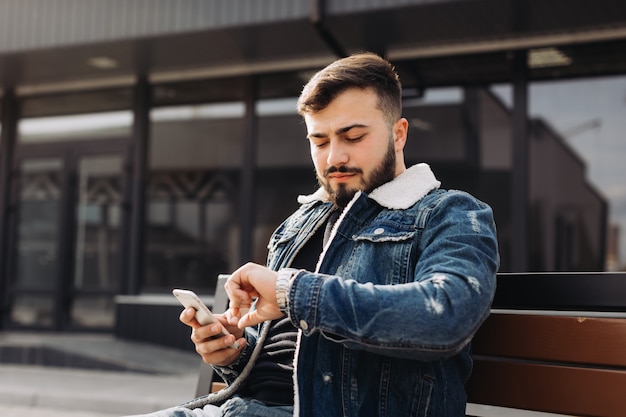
[238,310,264,329]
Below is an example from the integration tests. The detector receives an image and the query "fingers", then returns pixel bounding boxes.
[225,263,285,326]
[197,337,246,366]
[225,275,255,322]
[190,322,246,366]
[179,307,200,328]
[227,300,254,323]
[225,279,255,312]
[223,304,251,327]
[237,309,264,329]
[224,263,272,310]
[238,306,250,318]
[191,322,237,348]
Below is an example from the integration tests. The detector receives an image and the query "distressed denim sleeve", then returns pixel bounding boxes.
[287,191,499,361]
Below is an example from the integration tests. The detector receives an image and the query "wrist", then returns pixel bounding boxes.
[276,268,299,313]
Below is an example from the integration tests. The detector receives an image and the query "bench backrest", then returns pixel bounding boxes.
[467,272,626,417]
[195,272,626,416]
[468,312,626,416]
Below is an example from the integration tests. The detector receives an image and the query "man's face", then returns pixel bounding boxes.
[304,88,407,208]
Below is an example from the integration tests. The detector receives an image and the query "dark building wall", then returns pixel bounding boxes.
[475,90,607,272]
[529,119,606,271]
[404,104,468,164]
[419,89,608,272]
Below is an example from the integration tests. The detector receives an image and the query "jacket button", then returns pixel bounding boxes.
[374,227,385,235]
[299,320,309,330]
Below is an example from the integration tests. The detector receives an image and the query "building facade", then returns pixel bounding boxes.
[0,0,624,333]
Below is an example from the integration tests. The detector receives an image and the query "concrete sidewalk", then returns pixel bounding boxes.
[0,332,202,416]
[0,332,567,417]
[0,364,197,416]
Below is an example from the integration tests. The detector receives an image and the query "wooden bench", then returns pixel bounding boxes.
[195,272,626,416]
[467,272,626,417]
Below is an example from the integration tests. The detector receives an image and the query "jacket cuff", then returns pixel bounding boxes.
[287,271,325,335]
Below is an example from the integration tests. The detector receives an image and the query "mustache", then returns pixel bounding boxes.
[324,165,362,177]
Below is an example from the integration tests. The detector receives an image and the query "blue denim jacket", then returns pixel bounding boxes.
[266,164,499,417]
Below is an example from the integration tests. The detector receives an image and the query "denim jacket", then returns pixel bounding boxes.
[266,163,499,417]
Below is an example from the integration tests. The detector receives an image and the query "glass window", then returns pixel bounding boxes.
[253,97,313,263]
[17,88,133,144]
[11,294,54,327]
[73,155,123,293]
[18,111,132,143]
[20,88,132,118]
[492,75,626,271]
[251,88,467,266]
[153,77,247,107]
[403,87,465,165]
[12,158,63,290]
[145,102,245,293]
[70,294,115,328]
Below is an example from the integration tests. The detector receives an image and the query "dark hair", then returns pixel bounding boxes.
[297,52,402,126]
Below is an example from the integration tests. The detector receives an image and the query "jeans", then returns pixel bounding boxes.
[126,397,294,417]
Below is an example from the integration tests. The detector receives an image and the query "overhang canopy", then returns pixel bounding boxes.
[0,0,625,92]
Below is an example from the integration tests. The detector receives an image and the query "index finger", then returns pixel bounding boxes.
[225,275,256,310]
[237,309,265,329]
[179,307,201,328]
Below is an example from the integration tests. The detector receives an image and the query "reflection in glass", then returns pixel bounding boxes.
[14,159,62,289]
[529,76,626,271]
[145,173,236,293]
[71,295,115,328]
[18,111,132,143]
[253,97,313,263]
[73,155,123,291]
[146,103,243,292]
[11,294,54,327]
[492,76,626,271]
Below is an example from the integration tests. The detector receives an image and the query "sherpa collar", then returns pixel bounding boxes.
[297,163,441,210]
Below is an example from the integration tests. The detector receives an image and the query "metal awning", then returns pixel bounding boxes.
[0,0,625,91]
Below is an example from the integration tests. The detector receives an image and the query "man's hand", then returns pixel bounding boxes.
[225,262,284,328]
[179,308,246,366]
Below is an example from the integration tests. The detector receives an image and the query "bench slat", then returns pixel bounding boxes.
[472,314,626,367]
[493,273,626,311]
[467,360,626,417]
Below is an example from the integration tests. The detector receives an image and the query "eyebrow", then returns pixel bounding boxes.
[308,123,369,139]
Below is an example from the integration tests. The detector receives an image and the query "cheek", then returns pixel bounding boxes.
[310,148,326,173]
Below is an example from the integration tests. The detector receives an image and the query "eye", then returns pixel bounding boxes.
[346,134,365,142]
[310,138,328,148]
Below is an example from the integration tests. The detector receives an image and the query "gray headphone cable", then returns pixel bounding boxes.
[179,320,272,410]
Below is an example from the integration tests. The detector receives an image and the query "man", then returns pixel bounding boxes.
[225,52,499,416]
[134,52,498,417]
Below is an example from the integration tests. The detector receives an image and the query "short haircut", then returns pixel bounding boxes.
[297,52,402,126]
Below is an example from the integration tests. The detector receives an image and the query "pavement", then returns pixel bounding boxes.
[0,332,573,417]
[0,331,202,417]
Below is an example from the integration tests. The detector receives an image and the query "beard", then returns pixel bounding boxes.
[319,138,397,209]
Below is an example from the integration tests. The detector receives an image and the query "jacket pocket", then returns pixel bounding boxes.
[348,225,416,285]
[353,223,415,243]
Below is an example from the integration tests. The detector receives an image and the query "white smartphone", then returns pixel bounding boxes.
[172,288,240,349]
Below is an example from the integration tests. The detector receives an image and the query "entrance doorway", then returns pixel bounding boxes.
[4,139,129,331]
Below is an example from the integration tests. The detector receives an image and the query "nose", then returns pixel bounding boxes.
[326,139,349,167]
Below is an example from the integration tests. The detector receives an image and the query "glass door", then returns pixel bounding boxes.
[70,154,124,328]
[6,140,128,330]
[8,157,63,328]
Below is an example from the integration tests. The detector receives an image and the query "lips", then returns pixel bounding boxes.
[328,173,355,182]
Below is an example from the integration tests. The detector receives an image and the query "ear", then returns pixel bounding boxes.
[393,118,409,151]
